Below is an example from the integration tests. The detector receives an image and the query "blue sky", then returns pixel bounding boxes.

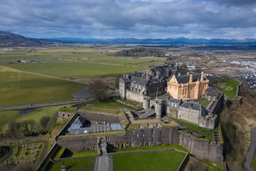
[1,0,256,39]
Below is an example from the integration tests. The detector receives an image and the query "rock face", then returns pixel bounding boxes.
[57,126,223,163]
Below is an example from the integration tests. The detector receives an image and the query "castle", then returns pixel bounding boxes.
[119,65,220,130]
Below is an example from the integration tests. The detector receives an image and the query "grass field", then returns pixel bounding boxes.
[80,106,123,115]
[113,144,188,152]
[0,105,64,131]
[46,157,95,171]
[113,150,186,171]
[0,65,85,106]
[216,79,240,99]
[1,49,166,79]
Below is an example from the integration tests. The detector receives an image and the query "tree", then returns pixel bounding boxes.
[89,80,108,102]
[40,116,50,129]
[6,121,20,138]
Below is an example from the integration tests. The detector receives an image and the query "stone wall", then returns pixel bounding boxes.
[57,126,180,152]
[78,110,120,123]
[179,133,223,163]
[126,90,145,103]
[58,136,99,152]
[56,126,223,163]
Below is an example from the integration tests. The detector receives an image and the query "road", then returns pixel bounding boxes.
[0,146,13,164]
[0,100,85,112]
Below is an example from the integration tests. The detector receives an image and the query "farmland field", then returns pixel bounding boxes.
[113,150,186,171]
[0,47,166,78]
[0,65,85,107]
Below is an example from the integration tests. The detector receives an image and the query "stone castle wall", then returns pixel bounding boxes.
[57,126,180,152]
[179,133,223,162]
[57,126,223,163]
[126,91,145,103]
[78,110,120,123]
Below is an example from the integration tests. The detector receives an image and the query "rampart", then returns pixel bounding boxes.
[179,133,223,163]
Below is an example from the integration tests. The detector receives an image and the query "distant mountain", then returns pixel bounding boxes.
[1,30,256,47]
[46,37,256,45]
[0,31,51,47]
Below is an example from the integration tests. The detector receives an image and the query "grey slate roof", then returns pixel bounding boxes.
[167,98,181,104]
[181,102,200,110]
[69,116,86,130]
[131,77,149,85]
[176,74,202,84]
[180,102,206,116]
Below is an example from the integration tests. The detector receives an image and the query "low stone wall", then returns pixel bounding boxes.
[179,133,223,163]
[78,110,120,123]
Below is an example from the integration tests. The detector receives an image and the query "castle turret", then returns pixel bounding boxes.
[155,101,163,119]
[143,98,150,110]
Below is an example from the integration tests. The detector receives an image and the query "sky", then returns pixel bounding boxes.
[1,0,256,39]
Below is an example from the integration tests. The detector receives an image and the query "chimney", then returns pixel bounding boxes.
[187,72,189,75]
[178,72,181,76]
[189,74,192,83]
[200,72,204,81]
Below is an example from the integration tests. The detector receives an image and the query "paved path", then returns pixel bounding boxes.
[0,100,84,111]
[0,146,13,164]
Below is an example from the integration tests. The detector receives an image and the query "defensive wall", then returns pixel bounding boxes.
[78,110,120,123]
[56,125,223,163]
[179,133,223,163]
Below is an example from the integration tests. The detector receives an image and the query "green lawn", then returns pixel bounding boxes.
[0,110,19,126]
[91,99,131,109]
[80,106,123,115]
[46,157,95,171]
[113,150,186,171]
[200,100,211,108]
[170,117,219,141]
[0,65,85,106]
[216,79,240,99]
[113,144,188,152]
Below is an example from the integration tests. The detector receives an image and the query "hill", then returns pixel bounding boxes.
[106,47,166,57]
[0,31,51,47]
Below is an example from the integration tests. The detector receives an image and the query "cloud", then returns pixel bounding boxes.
[0,0,255,38]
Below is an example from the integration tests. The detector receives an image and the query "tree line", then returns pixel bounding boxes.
[0,115,57,139]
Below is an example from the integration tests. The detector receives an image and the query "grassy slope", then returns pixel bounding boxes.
[216,79,240,99]
[47,157,95,171]
[113,150,186,171]
[0,105,63,130]
[0,65,85,106]
[170,117,219,141]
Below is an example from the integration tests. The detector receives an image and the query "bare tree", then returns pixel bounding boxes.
[89,80,108,102]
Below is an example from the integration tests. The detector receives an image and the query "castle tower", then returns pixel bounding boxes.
[155,101,163,119]
[143,98,150,110]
